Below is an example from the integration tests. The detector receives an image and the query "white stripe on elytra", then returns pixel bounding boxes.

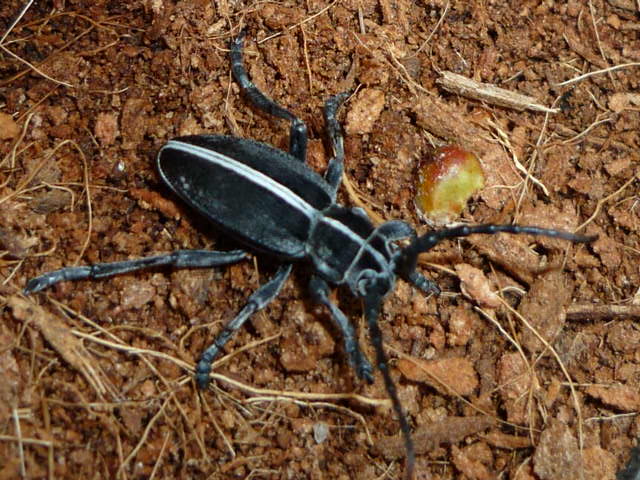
[161,140,316,218]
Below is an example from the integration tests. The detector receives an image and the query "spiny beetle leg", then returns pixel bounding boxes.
[230,31,308,162]
[309,275,375,383]
[24,250,247,294]
[196,263,293,389]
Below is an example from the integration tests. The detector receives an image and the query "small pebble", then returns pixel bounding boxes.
[313,421,329,444]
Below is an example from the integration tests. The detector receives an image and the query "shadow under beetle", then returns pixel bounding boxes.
[25,31,596,478]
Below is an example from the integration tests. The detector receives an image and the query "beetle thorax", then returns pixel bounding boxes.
[307,206,395,294]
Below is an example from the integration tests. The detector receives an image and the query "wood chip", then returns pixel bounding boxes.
[0,112,20,140]
[452,444,495,480]
[585,385,640,412]
[397,355,478,396]
[518,270,572,354]
[609,92,640,112]
[583,446,617,480]
[437,71,558,113]
[467,234,540,285]
[345,88,385,134]
[455,263,501,308]
[371,416,495,459]
[563,26,609,69]
[0,326,20,424]
[482,430,532,449]
[608,0,637,12]
[497,352,531,424]
[533,420,582,479]
[94,112,119,146]
[8,296,111,398]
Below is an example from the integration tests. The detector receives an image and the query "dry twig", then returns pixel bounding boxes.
[437,72,559,113]
[555,62,640,87]
[567,303,640,321]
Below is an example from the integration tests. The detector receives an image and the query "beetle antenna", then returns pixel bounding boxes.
[364,286,415,480]
[398,224,596,276]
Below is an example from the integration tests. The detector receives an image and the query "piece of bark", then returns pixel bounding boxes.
[397,356,478,396]
[567,304,640,322]
[585,385,640,412]
[519,270,572,354]
[437,71,558,113]
[533,420,582,480]
[371,415,495,459]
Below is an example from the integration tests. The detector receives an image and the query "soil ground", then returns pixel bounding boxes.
[1,1,639,479]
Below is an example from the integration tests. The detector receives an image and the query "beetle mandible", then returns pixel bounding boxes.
[25,31,596,478]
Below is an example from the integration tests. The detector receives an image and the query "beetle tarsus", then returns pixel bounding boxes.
[196,264,293,389]
[230,29,308,162]
[24,250,247,294]
[406,271,441,295]
[309,275,375,382]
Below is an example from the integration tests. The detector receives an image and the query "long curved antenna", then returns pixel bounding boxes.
[397,224,596,278]
[364,286,415,480]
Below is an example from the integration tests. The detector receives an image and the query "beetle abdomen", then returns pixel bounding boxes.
[157,137,327,258]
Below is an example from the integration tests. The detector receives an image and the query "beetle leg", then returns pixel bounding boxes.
[24,250,247,294]
[323,92,349,195]
[196,263,293,389]
[230,31,308,162]
[309,275,374,383]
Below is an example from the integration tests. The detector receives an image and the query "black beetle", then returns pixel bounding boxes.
[25,31,595,477]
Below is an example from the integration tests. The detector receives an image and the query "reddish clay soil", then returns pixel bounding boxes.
[1,1,639,479]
